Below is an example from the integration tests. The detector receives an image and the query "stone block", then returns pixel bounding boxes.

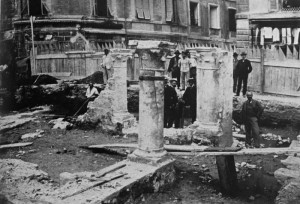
[274,168,300,185]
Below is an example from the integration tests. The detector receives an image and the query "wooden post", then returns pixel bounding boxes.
[260,47,265,93]
[30,16,36,75]
[216,155,238,196]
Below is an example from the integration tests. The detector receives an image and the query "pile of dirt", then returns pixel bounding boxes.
[0,159,57,204]
[71,71,104,84]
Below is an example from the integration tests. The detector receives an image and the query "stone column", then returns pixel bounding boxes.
[81,49,136,131]
[194,48,233,147]
[129,49,168,163]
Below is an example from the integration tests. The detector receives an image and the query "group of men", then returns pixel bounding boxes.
[167,50,197,90]
[164,76,197,129]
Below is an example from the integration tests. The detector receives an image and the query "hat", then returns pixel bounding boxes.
[241,51,247,56]
[187,78,195,83]
[233,52,238,56]
[170,78,177,82]
[174,50,181,54]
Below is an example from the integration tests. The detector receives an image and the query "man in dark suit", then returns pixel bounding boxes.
[233,52,239,94]
[241,91,264,148]
[168,50,181,88]
[182,78,197,123]
[164,78,178,128]
[236,52,252,97]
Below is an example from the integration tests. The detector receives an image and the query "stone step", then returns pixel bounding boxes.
[274,168,300,185]
[281,156,300,170]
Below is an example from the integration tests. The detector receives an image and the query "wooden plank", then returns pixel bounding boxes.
[204,147,242,152]
[260,48,265,93]
[0,142,33,149]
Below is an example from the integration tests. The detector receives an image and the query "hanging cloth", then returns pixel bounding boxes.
[255,28,259,45]
[293,28,300,45]
[272,28,280,42]
[287,28,292,45]
[282,28,287,44]
[264,27,273,39]
[260,28,265,45]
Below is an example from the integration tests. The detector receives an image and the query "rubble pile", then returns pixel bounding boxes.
[0,159,57,204]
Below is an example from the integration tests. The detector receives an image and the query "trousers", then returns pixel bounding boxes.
[245,117,260,147]
[180,71,189,90]
[236,75,248,96]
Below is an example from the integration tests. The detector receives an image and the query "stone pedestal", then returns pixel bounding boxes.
[81,49,136,132]
[192,48,233,147]
[129,49,168,164]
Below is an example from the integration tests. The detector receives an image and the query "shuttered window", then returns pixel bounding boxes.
[190,1,200,26]
[177,0,188,26]
[135,0,150,20]
[166,0,173,22]
[270,0,277,10]
[209,4,220,29]
[21,0,49,16]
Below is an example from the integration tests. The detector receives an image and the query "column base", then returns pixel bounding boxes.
[128,149,170,166]
[112,111,136,130]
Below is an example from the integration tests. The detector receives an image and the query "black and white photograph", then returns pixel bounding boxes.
[0,0,299,203]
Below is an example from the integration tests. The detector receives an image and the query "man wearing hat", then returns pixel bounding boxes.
[168,50,181,88]
[182,78,197,123]
[233,52,239,93]
[235,51,252,97]
[241,91,264,148]
[164,77,178,128]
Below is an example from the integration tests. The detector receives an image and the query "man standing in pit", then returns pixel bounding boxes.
[235,52,252,97]
[164,77,178,128]
[233,52,239,94]
[168,50,181,88]
[241,91,264,148]
[182,78,197,124]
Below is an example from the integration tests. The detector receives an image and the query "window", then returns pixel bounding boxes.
[165,0,178,23]
[189,1,200,26]
[209,4,220,29]
[283,0,300,8]
[93,0,112,17]
[270,0,278,10]
[21,0,49,16]
[228,8,236,32]
[136,0,150,20]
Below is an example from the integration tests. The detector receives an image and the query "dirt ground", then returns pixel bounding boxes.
[0,108,299,203]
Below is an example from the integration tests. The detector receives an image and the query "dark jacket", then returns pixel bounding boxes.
[168,56,181,75]
[236,59,252,77]
[241,99,264,123]
[183,85,196,110]
[164,85,178,109]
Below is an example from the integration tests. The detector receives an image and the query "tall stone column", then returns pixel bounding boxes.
[81,49,136,131]
[129,49,168,163]
[195,48,233,147]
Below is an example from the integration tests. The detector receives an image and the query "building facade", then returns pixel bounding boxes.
[7,0,237,79]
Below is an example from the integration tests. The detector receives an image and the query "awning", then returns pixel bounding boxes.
[249,11,300,22]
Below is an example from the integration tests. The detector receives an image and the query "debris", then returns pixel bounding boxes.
[61,173,127,200]
[274,155,278,158]
[49,118,73,130]
[21,129,45,140]
[249,196,255,201]
[245,164,257,169]
[0,142,33,149]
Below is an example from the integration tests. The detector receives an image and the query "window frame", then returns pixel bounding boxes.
[135,0,151,20]
[93,0,112,17]
[189,0,201,27]
[208,3,220,29]
[21,0,49,17]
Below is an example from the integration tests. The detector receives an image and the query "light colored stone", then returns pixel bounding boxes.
[281,156,300,170]
[21,129,44,140]
[49,118,72,130]
[274,168,300,185]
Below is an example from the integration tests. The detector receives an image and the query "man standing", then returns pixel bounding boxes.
[178,52,190,90]
[101,49,114,83]
[187,51,197,79]
[236,52,252,97]
[182,78,197,124]
[241,92,264,148]
[168,50,181,88]
[233,52,239,93]
[164,78,178,128]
